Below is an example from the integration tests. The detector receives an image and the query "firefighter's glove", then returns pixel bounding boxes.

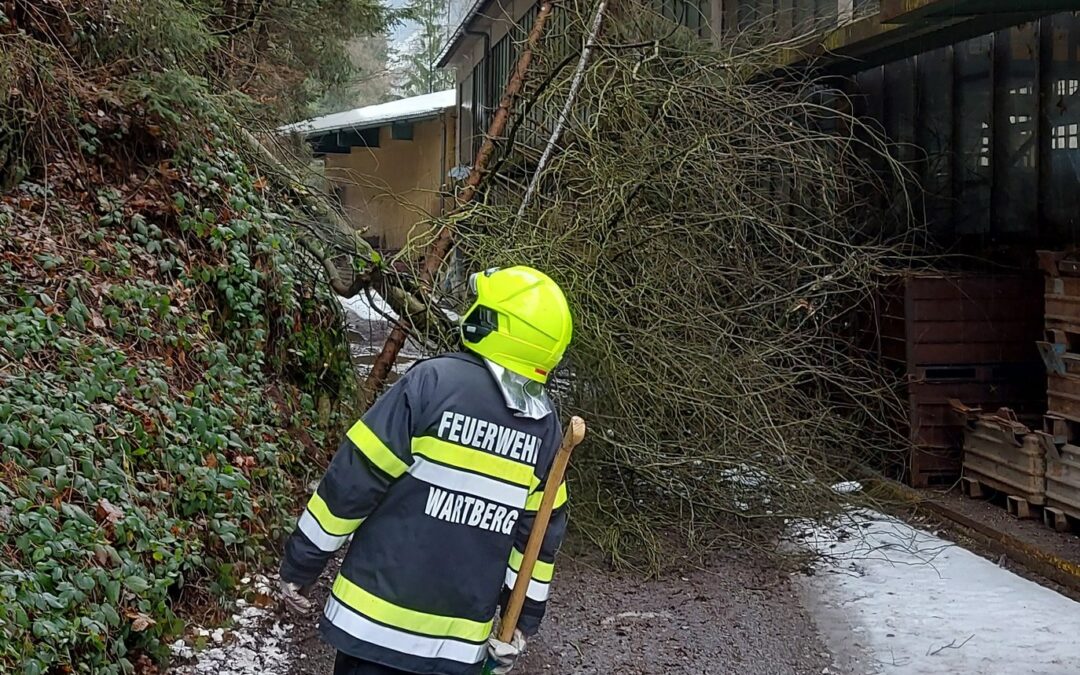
[486,629,526,674]
[279,579,312,615]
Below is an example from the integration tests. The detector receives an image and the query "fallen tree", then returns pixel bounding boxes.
[387,2,917,570]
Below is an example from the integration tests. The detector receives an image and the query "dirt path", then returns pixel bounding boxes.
[192,312,830,674]
[286,551,829,675]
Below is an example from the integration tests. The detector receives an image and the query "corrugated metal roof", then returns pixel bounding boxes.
[280,89,456,137]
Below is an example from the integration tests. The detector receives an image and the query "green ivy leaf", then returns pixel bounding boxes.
[124,576,150,594]
[37,519,57,537]
[104,579,121,605]
[100,603,120,627]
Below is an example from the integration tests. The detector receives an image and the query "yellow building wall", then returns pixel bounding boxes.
[325,112,456,252]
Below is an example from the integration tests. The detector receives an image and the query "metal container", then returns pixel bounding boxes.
[1044,274,1080,339]
[878,272,1045,369]
[956,405,1047,505]
[904,366,1046,488]
[1046,442,1080,520]
[868,271,1047,488]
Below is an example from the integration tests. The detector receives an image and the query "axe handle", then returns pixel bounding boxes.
[498,416,585,641]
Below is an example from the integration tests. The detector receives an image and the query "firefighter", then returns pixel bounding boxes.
[278,266,573,675]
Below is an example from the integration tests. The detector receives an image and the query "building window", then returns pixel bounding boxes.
[980,122,990,167]
[391,122,414,140]
[1009,115,1034,168]
[1052,124,1080,150]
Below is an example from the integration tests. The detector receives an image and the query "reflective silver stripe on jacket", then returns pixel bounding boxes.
[408,456,528,506]
[324,597,488,664]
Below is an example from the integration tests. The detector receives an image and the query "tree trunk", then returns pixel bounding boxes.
[360,0,558,407]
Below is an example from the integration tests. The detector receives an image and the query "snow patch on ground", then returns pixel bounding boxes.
[339,292,396,322]
[338,291,425,369]
[351,358,416,380]
[829,480,862,495]
[170,574,300,675]
[799,511,1080,675]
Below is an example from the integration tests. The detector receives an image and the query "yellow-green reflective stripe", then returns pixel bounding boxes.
[411,436,533,488]
[508,548,555,583]
[306,492,362,537]
[347,421,409,478]
[332,575,492,643]
[524,482,568,512]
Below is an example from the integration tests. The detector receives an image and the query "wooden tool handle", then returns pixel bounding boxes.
[498,416,586,641]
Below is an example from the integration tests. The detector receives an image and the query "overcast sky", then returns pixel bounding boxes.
[388,0,471,55]
[390,0,412,46]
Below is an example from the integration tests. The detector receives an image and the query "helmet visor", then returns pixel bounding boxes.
[463,267,501,342]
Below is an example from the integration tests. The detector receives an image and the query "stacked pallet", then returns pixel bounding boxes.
[954,402,1048,518]
[877,272,1045,488]
[1037,251,1080,529]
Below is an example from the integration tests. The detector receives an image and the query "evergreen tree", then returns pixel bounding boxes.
[198,0,407,122]
[397,0,457,96]
[313,35,396,115]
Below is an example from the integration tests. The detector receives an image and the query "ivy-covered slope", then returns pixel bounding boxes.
[0,75,356,674]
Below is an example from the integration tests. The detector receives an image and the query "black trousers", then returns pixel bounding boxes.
[333,651,413,675]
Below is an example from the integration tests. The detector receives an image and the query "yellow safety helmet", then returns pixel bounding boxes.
[460,266,573,383]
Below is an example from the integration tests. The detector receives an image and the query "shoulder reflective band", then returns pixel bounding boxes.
[331,575,493,644]
[347,421,410,479]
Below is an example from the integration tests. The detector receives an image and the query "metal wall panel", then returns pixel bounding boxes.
[1042,13,1080,238]
[916,46,954,236]
[844,12,1080,245]
[792,0,815,32]
[884,56,917,179]
[814,0,838,25]
[993,22,1039,234]
[954,34,994,235]
[851,66,886,211]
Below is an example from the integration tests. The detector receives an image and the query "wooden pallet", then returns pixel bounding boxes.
[960,474,1042,520]
[1042,506,1076,533]
[961,475,987,499]
[1007,494,1039,520]
[1044,327,1080,352]
[1043,414,1080,445]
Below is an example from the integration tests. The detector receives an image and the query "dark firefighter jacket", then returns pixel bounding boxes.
[280,352,568,675]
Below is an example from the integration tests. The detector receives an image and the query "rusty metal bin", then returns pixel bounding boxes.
[1047,444,1080,520]
[870,271,1047,488]
[878,272,1045,369]
[1043,415,1080,521]
[904,366,1045,488]
[954,404,1047,505]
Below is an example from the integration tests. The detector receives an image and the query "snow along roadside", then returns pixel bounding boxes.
[169,574,299,674]
[796,510,1080,675]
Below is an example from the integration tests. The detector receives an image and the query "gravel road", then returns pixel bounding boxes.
[288,551,830,675]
